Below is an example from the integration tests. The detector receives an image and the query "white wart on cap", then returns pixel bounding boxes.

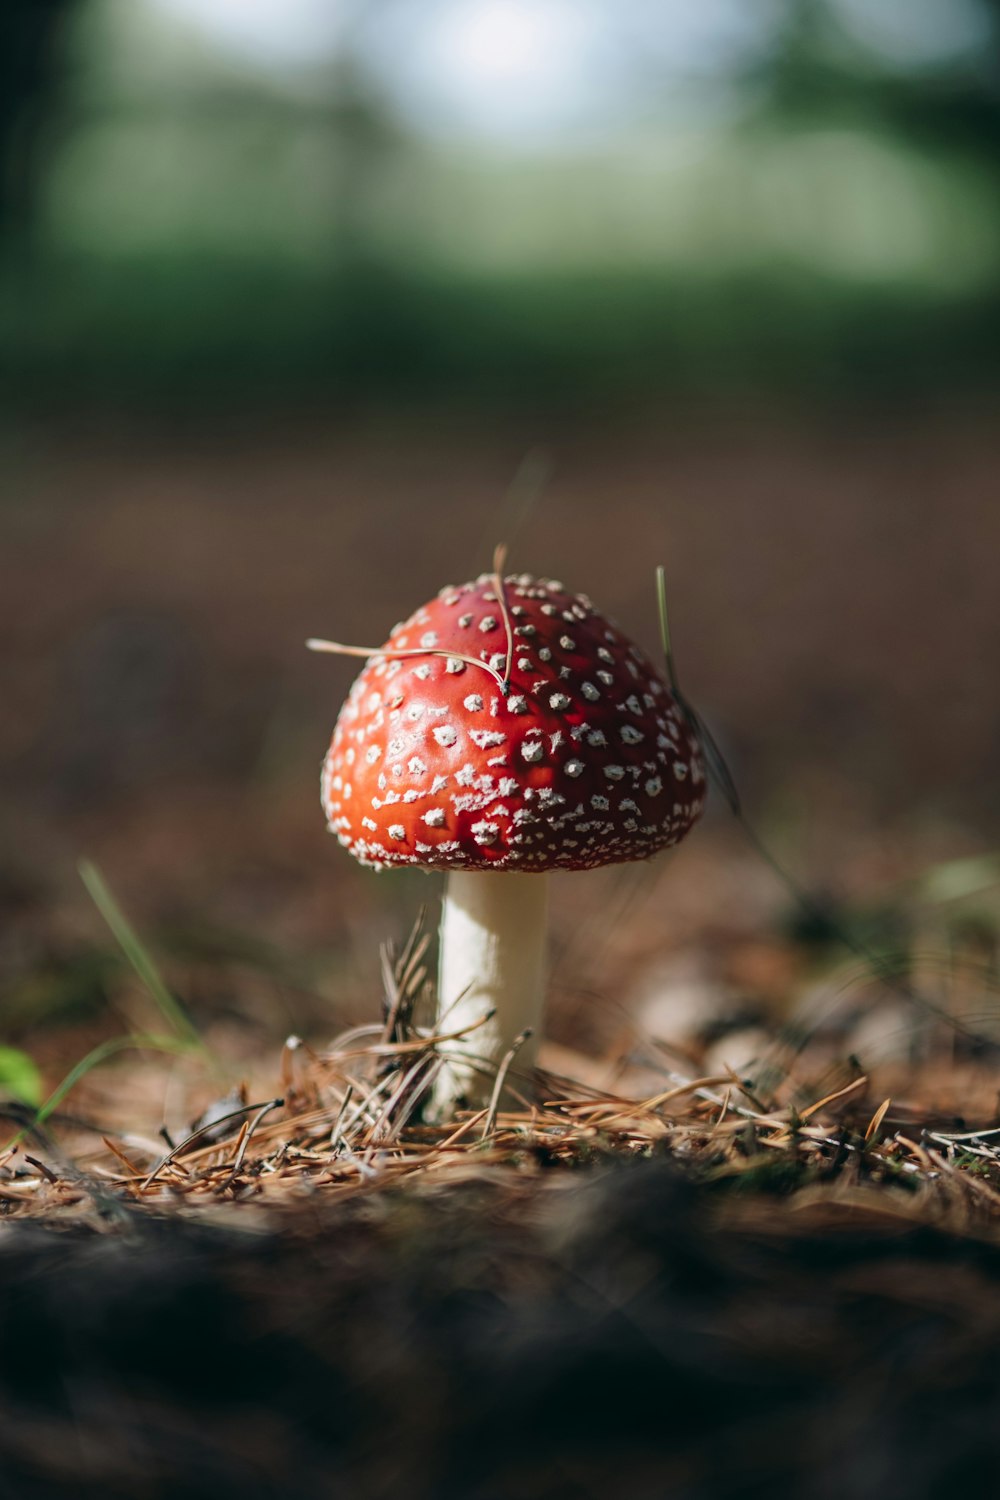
[322,573,705,871]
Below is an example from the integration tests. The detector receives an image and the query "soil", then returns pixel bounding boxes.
[3,1163,1000,1500]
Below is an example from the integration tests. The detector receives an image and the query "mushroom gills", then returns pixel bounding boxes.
[428,869,548,1120]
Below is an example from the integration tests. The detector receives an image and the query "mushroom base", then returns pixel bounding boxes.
[428,869,548,1120]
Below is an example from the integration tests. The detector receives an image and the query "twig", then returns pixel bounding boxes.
[140,1097,285,1192]
[483,1029,533,1138]
[216,1099,284,1194]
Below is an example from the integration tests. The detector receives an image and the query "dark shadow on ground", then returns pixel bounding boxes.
[2,1161,999,1499]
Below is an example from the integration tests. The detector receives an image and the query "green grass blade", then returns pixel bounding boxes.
[34,1032,192,1126]
[78,859,204,1051]
[655,564,677,692]
[655,564,741,815]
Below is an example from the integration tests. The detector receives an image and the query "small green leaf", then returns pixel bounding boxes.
[0,1047,43,1106]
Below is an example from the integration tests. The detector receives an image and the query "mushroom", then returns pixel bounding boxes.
[311,567,705,1118]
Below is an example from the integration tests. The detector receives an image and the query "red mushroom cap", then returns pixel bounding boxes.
[321,573,705,871]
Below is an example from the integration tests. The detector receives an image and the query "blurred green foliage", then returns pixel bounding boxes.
[7,255,1000,410]
[0,1046,43,1106]
[2,0,999,412]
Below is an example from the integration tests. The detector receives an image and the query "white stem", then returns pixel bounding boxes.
[428,869,548,1119]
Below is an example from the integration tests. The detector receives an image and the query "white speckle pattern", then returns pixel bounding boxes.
[320,570,703,872]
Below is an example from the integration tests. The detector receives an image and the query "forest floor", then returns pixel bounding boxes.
[2,407,1000,1496]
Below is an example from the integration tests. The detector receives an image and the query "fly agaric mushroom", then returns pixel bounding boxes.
[311,566,704,1117]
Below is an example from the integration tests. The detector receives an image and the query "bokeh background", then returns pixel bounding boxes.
[2,0,999,1089]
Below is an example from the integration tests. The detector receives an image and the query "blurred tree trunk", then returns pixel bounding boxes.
[761,0,1000,165]
[0,0,78,246]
